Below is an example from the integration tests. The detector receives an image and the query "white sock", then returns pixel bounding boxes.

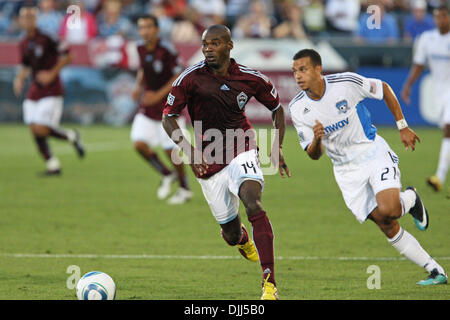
[67,130,77,143]
[46,157,61,171]
[388,227,445,275]
[399,189,416,216]
[436,138,450,183]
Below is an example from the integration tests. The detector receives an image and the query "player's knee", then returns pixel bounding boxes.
[244,199,263,217]
[30,124,49,137]
[134,141,152,154]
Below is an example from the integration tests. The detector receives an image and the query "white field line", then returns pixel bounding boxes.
[1,253,450,261]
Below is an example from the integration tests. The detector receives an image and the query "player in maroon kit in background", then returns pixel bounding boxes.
[162,25,290,299]
[131,14,192,204]
[14,6,85,176]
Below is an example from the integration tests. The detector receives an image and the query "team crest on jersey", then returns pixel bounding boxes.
[237,92,248,109]
[153,60,163,73]
[34,45,43,58]
[335,100,349,114]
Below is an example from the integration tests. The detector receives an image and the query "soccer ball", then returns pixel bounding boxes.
[76,271,116,300]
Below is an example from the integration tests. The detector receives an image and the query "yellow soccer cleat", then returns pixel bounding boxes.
[237,236,259,263]
[427,176,442,192]
[261,269,278,300]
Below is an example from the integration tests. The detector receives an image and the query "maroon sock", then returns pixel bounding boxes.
[221,224,249,246]
[179,174,190,190]
[49,127,70,141]
[34,136,52,160]
[248,211,275,286]
[147,154,172,176]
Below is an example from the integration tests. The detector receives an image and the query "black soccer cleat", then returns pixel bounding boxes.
[406,186,429,231]
[73,130,86,159]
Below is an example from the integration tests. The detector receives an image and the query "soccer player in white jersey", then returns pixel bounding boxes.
[401,6,450,194]
[289,49,447,285]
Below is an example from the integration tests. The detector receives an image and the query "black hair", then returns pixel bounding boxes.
[293,49,322,67]
[137,14,159,28]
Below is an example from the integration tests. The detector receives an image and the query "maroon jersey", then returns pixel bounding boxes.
[163,58,281,178]
[19,29,68,101]
[137,39,183,121]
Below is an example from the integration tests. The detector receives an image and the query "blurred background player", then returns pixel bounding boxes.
[290,49,447,285]
[131,14,192,204]
[401,6,450,194]
[13,5,85,176]
[162,25,290,299]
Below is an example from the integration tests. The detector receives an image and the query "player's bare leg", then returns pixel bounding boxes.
[239,180,278,299]
[164,148,192,204]
[369,188,447,285]
[134,141,175,199]
[427,124,450,194]
[220,214,257,262]
[30,124,61,175]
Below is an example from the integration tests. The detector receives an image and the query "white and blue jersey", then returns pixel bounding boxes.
[289,72,384,166]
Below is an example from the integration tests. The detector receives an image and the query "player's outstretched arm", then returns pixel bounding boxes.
[271,106,290,177]
[306,120,324,160]
[401,64,424,105]
[162,114,209,177]
[383,81,421,151]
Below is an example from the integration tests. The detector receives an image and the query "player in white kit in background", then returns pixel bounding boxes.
[401,6,450,195]
[289,49,447,285]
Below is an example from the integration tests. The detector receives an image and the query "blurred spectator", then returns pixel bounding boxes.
[403,0,435,41]
[225,0,251,27]
[0,1,21,38]
[151,0,189,20]
[149,3,175,41]
[232,0,275,38]
[325,0,361,35]
[354,0,400,44]
[59,0,98,44]
[300,0,327,36]
[189,0,226,33]
[272,2,307,39]
[97,0,136,39]
[37,0,64,40]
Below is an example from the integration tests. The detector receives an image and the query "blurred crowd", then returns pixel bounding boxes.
[0,0,447,44]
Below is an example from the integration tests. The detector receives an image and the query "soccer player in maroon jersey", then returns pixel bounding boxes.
[162,25,290,299]
[14,6,85,176]
[131,14,192,204]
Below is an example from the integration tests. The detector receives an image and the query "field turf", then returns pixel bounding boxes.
[0,124,448,300]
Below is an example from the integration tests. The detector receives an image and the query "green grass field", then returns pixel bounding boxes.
[0,124,448,300]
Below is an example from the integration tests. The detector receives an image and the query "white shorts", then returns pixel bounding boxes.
[23,96,63,128]
[197,149,265,224]
[130,113,185,150]
[333,136,402,223]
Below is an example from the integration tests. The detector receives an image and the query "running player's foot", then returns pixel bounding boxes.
[237,225,259,262]
[406,186,429,231]
[73,130,85,158]
[426,175,442,192]
[157,172,176,199]
[167,187,193,204]
[261,269,278,300]
[417,268,448,285]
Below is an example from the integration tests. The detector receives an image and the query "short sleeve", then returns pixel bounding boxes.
[343,72,384,101]
[163,76,190,117]
[412,32,427,66]
[254,76,281,112]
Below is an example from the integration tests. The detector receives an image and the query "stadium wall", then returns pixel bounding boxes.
[0,40,436,127]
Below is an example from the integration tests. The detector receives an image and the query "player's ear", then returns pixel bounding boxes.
[228,40,234,51]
